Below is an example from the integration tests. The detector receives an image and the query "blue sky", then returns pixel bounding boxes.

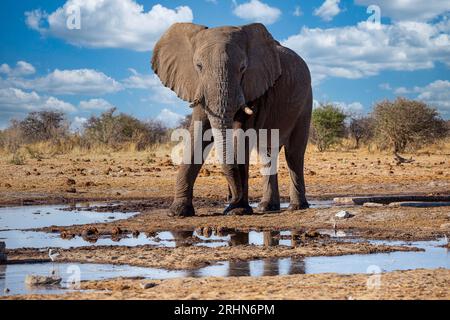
[0,0,449,129]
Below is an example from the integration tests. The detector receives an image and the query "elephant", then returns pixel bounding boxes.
[151,22,312,217]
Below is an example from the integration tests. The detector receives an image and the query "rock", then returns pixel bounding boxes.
[111,226,122,236]
[363,202,384,207]
[440,223,450,230]
[66,178,76,185]
[140,282,157,289]
[335,210,354,219]
[25,275,62,287]
[304,230,320,238]
[4,288,9,294]
[60,231,75,239]
[82,226,99,237]
[203,226,213,238]
[66,187,77,193]
[333,197,354,205]
[132,230,140,238]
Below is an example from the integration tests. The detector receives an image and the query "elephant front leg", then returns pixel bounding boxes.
[170,164,202,217]
[169,108,211,217]
[223,118,253,215]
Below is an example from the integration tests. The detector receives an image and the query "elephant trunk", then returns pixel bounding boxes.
[210,120,243,204]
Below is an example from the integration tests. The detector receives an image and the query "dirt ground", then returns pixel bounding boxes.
[8,269,450,300]
[1,143,449,300]
[0,144,449,207]
[7,241,420,270]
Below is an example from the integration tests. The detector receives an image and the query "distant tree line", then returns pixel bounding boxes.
[0,98,449,158]
[0,108,171,155]
[311,98,448,152]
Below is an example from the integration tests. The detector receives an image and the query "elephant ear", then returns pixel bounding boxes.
[241,23,282,102]
[151,23,207,103]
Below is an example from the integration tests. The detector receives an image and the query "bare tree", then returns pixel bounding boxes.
[348,117,374,148]
[373,98,447,152]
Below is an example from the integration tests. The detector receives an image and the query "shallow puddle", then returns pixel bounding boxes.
[249,199,335,209]
[0,228,339,249]
[1,238,448,296]
[0,203,137,230]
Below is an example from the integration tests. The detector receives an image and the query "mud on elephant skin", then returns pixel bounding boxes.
[151,23,312,217]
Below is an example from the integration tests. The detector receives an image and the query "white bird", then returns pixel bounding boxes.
[48,249,60,262]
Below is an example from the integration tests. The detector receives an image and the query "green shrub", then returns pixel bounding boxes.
[311,103,347,151]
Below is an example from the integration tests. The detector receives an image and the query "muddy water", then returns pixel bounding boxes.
[0,203,137,230]
[0,228,339,249]
[1,238,448,297]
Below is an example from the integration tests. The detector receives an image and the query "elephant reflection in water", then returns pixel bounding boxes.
[171,231,195,247]
[0,264,6,294]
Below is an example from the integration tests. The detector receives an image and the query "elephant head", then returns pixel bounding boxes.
[152,23,281,206]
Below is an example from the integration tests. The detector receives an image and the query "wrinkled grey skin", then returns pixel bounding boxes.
[152,23,312,216]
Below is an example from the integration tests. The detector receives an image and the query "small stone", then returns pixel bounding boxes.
[203,226,213,238]
[140,282,157,289]
[111,226,122,236]
[132,230,140,237]
[66,187,77,193]
[335,210,354,219]
[25,275,62,287]
[439,223,450,230]
[66,178,76,185]
[363,202,383,207]
[333,197,354,205]
[82,226,99,237]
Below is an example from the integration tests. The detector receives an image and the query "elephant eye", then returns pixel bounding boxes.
[196,63,203,72]
[240,65,246,73]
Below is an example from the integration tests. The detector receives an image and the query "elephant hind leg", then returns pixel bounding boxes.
[285,104,312,211]
[257,167,281,213]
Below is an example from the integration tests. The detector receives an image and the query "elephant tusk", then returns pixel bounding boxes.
[243,106,254,115]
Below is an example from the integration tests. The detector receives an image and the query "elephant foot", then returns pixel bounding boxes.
[168,201,195,217]
[256,201,281,213]
[224,200,253,216]
[287,202,310,211]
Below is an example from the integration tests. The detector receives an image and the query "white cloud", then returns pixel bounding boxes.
[335,101,365,115]
[0,61,36,77]
[314,0,341,22]
[414,80,450,116]
[293,6,303,17]
[313,99,365,115]
[0,87,76,114]
[233,0,282,25]
[25,0,193,51]
[282,20,450,84]
[155,108,185,127]
[379,83,392,90]
[122,72,160,90]
[355,0,450,22]
[71,116,88,132]
[7,68,122,95]
[79,98,115,110]
[394,87,410,95]
[124,70,187,107]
